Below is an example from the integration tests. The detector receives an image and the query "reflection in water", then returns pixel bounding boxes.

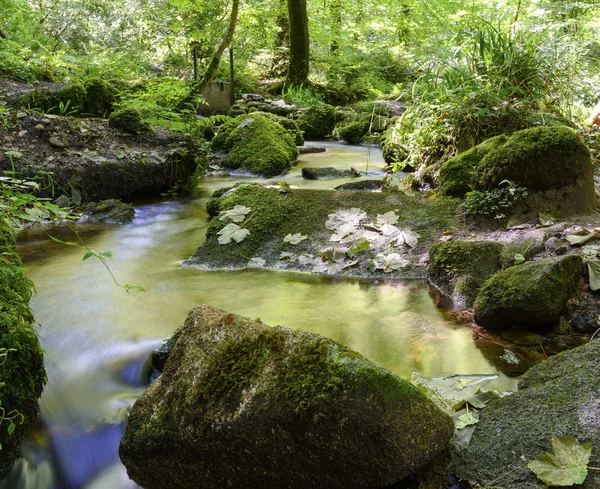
[6,144,517,489]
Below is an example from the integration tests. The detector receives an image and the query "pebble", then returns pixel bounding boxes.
[16,112,27,119]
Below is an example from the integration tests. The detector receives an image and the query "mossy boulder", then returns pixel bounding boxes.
[438,135,507,196]
[438,126,595,215]
[456,340,600,489]
[249,111,304,145]
[473,255,583,329]
[296,104,336,140]
[82,199,135,223]
[108,107,146,134]
[0,219,46,478]
[18,81,87,115]
[83,77,118,117]
[211,114,298,177]
[119,305,454,489]
[187,185,460,277]
[337,118,370,144]
[429,240,503,308]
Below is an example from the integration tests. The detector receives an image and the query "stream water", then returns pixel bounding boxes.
[4,143,518,489]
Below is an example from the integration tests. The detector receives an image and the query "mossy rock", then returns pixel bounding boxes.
[456,340,600,488]
[438,135,508,196]
[249,111,304,146]
[83,78,118,117]
[187,185,460,277]
[337,119,370,145]
[211,114,298,177]
[296,104,336,140]
[108,107,147,134]
[56,81,87,113]
[18,81,87,115]
[473,255,583,330]
[301,167,355,180]
[429,240,503,308]
[82,199,135,223]
[119,305,454,489]
[0,219,46,478]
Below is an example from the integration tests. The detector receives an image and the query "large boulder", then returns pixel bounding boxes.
[456,340,600,488]
[473,255,583,329]
[0,219,46,478]
[212,114,299,177]
[119,305,454,489]
[438,126,595,215]
[296,104,336,140]
[428,240,503,308]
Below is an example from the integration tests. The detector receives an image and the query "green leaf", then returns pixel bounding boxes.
[82,251,95,261]
[514,253,526,265]
[124,284,146,292]
[217,223,251,245]
[284,233,308,245]
[347,237,371,258]
[588,260,600,292]
[7,423,15,436]
[528,435,592,486]
[219,205,251,223]
[455,412,479,429]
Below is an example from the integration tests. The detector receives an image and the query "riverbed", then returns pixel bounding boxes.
[5,143,517,489]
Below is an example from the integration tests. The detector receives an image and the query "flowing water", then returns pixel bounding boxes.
[4,143,518,489]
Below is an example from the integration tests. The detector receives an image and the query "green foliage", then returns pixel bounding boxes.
[461,181,528,219]
[281,83,324,107]
[108,107,146,134]
[528,435,593,486]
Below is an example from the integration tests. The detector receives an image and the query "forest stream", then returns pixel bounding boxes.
[4,143,517,489]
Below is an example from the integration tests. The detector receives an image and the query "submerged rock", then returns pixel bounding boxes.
[428,240,503,308]
[456,340,600,488]
[212,114,298,177]
[334,179,383,191]
[81,199,135,223]
[298,145,326,154]
[119,305,454,489]
[301,166,355,180]
[473,255,583,329]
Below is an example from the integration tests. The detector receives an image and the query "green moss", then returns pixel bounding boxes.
[337,119,370,145]
[82,199,135,223]
[438,135,507,196]
[56,82,87,113]
[191,185,460,270]
[296,104,336,140]
[248,111,304,146]
[205,197,221,218]
[108,107,146,134]
[476,126,592,191]
[83,77,118,117]
[211,114,298,177]
[0,218,46,478]
[473,254,583,329]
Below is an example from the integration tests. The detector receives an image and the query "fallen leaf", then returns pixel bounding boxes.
[217,223,250,244]
[219,205,251,223]
[284,233,308,245]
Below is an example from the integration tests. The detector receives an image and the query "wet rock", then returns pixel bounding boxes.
[428,240,503,308]
[298,146,326,154]
[456,340,600,489]
[120,305,454,489]
[544,236,569,255]
[474,255,583,330]
[500,226,563,267]
[301,167,355,180]
[569,291,600,333]
[48,136,67,148]
[81,199,135,224]
[334,179,383,191]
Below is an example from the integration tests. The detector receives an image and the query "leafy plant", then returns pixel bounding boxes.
[461,181,528,219]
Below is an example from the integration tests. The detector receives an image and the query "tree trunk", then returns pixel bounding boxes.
[329,0,341,55]
[286,0,310,86]
[196,0,240,93]
[271,0,289,77]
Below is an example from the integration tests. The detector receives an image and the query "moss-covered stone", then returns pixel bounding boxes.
[429,240,503,308]
[247,111,304,146]
[211,114,298,177]
[186,185,460,278]
[456,340,600,488]
[56,81,87,113]
[82,199,135,223]
[301,167,355,180]
[0,218,46,478]
[119,305,454,489]
[337,119,370,144]
[296,104,336,140]
[108,107,146,134]
[473,255,583,329]
[438,135,507,196]
[83,77,118,117]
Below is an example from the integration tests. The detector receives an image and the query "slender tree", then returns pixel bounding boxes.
[286,0,309,86]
